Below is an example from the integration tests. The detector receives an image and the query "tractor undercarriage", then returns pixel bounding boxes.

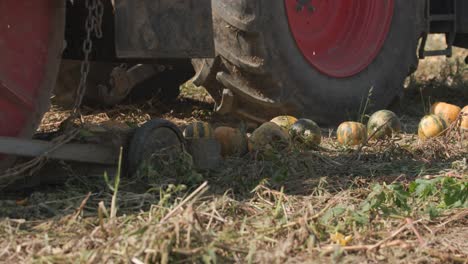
[0,0,467,186]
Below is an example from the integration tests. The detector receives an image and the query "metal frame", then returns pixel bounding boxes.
[418,0,457,58]
[0,137,118,165]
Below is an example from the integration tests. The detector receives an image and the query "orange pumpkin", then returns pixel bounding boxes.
[337,122,367,146]
[270,115,298,131]
[430,102,461,125]
[418,115,448,140]
[461,105,468,131]
[214,126,248,157]
[249,122,289,152]
[367,110,401,140]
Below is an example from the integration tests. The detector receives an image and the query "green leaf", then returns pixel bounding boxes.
[441,177,468,208]
[351,211,369,225]
[389,184,410,211]
[427,206,440,219]
[320,206,346,225]
[413,179,435,199]
[408,181,418,194]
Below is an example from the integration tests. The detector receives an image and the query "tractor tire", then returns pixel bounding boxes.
[193,1,424,125]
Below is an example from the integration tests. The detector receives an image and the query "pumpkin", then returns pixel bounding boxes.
[289,118,321,147]
[430,102,461,125]
[214,126,248,157]
[418,115,448,140]
[461,105,468,131]
[249,122,289,152]
[337,121,367,146]
[183,121,214,139]
[270,115,298,132]
[367,110,401,140]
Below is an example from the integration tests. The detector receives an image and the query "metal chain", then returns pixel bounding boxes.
[71,0,104,118]
[94,0,104,38]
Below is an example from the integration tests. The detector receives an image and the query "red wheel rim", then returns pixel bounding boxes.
[0,1,63,137]
[285,0,394,78]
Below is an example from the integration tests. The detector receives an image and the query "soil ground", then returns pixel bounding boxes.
[0,36,467,263]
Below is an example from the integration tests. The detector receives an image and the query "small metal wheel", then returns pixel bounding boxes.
[127,119,185,178]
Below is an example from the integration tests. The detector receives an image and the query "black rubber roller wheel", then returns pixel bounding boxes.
[193,0,424,125]
[127,119,185,177]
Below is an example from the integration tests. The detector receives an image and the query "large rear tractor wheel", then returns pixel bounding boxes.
[193,0,423,124]
[0,1,65,170]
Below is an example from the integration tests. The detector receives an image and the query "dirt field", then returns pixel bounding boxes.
[0,37,467,263]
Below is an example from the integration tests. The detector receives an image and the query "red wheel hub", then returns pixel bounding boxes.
[285,0,394,78]
[0,1,61,137]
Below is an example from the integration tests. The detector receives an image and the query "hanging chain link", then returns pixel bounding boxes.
[71,0,104,118]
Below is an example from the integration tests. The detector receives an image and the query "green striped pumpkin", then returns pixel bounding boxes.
[270,115,298,131]
[418,115,447,140]
[183,121,214,139]
[367,110,401,140]
[337,121,367,146]
[289,118,321,147]
[248,122,289,152]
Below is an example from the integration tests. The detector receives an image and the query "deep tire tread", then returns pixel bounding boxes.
[194,0,423,124]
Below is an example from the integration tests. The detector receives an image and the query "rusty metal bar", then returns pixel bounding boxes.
[0,137,118,165]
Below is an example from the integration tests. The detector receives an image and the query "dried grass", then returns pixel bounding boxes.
[0,35,467,264]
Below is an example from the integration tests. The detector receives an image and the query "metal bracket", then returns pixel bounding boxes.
[97,64,158,105]
[215,89,235,115]
[418,0,457,58]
